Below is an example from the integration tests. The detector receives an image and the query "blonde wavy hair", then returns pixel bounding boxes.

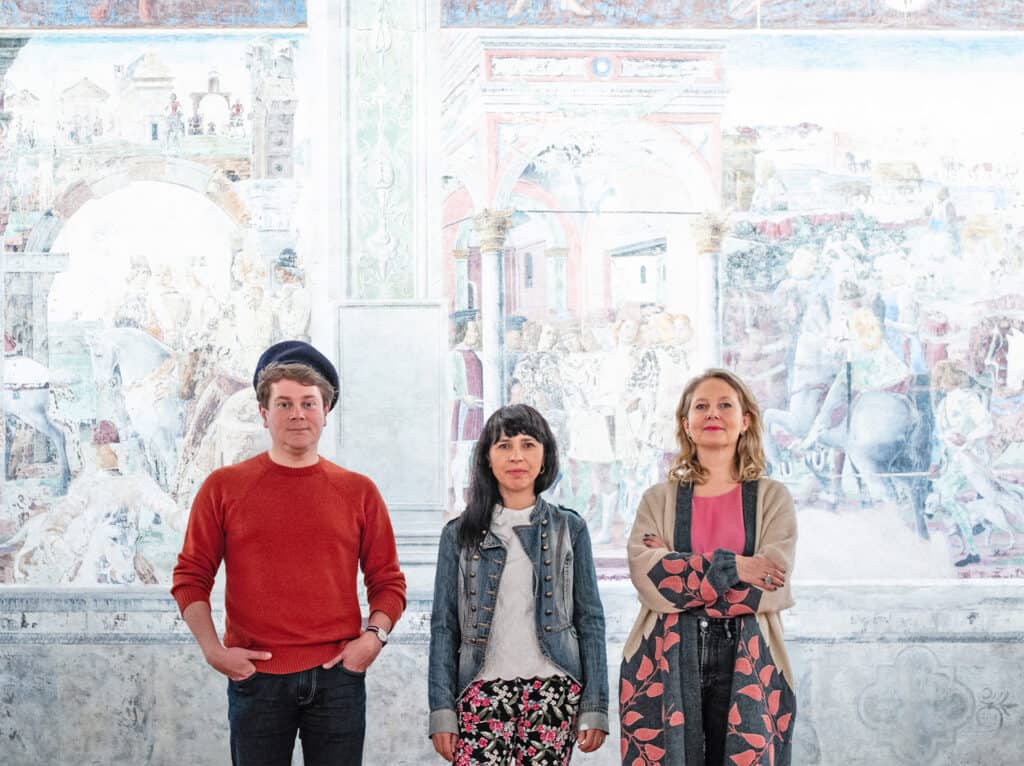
[668,368,767,484]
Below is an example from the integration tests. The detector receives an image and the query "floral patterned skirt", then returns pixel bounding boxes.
[455,676,581,765]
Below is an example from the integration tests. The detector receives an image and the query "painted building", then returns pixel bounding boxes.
[115,52,175,144]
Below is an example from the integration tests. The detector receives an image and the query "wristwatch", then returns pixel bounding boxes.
[365,625,389,646]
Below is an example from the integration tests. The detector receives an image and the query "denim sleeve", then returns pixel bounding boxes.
[571,520,609,733]
[427,523,461,735]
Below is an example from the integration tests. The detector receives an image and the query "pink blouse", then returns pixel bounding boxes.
[690,484,745,554]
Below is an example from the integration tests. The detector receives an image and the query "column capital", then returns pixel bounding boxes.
[473,208,513,252]
[452,248,470,260]
[544,247,569,259]
[691,211,727,254]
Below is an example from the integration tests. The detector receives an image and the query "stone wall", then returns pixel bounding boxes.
[2,582,1021,765]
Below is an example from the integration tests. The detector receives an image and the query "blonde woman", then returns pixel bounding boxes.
[620,369,798,765]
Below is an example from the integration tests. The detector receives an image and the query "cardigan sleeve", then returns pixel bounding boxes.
[753,479,798,614]
[628,485,741,615]
[704,479,798,617]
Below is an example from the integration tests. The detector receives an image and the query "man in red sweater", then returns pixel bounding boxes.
[172,340,406,766]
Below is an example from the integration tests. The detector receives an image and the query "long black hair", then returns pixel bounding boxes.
[456,404,560,549]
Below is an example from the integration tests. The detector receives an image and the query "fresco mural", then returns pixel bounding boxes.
[0,34,310,585]
[0,1,306,28]
[442,0,757,27]
[441,31,1024,578]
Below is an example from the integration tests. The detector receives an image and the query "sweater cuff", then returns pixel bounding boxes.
[369,594,406,629]
[429,708,458,736]
[709,549,739,592]
[172,586,211,616]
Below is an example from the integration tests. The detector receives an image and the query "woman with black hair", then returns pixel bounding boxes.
[428,404,609,764]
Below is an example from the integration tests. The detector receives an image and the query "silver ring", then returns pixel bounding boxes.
[763,576,772,586]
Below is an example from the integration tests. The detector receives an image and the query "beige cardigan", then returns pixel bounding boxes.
[623,477,798,687]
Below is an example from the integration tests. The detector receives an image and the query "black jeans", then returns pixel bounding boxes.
[698,616,738,766]
[227,664,366,766]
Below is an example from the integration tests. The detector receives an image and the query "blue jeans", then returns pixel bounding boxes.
[227,664,366,766]
[699,617,738,766]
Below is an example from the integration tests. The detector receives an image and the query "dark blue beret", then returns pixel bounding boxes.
[253,340,339,410]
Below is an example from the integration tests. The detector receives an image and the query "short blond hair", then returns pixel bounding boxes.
[255,362,334,411]
[668,368,767,484]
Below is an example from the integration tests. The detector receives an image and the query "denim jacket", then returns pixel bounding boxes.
[428,496,609,735]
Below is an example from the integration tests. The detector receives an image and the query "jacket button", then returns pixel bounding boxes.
[541,519,548,526]
[542,544,549,551]
[545,591,552,598]
[472,554,480,560]
[544,575,552,582]
[470,605,477,611]
[544,559,551,566]
[541,532,548,539]
[469,571,476,578]
[545,609,552,616]
[544,625,552,632]
[469,590,476,596]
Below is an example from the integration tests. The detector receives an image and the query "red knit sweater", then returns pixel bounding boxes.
[171,453,406,675]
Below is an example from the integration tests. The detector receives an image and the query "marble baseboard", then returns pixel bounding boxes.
[1,582,1022,765]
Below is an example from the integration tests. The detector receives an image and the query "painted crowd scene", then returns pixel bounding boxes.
[440,24,1024,578]
[0,32,309,585]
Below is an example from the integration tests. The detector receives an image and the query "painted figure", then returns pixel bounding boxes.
[12,420,180,585]
[621,369,797,766]
[90,0,157,23]
[930,362,1024,566]
[272,253,311,341]
[85,326,183,492]
[449,319,484,507]
[560,325,616,527]
[428,404,608,764]
[172,341,407,766]
[165,92,185,147]
[3,353,71,490]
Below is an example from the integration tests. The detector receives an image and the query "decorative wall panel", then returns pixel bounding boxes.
[347,0,417,299]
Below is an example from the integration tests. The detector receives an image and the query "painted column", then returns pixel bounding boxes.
[545,247,568,316]
[691,212,725,367]
[473,209,512,417]
[0,37,30,489]
[453,248,470,310]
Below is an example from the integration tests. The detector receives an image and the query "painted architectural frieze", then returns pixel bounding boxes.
[760,0,1024,30]
[443,0,756,27]
[443,1,1024,30]
[0,1,306,28]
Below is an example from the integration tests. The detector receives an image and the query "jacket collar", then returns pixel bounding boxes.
[478,496,552,549]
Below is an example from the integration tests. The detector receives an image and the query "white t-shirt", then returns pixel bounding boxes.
[475,504,564,682]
